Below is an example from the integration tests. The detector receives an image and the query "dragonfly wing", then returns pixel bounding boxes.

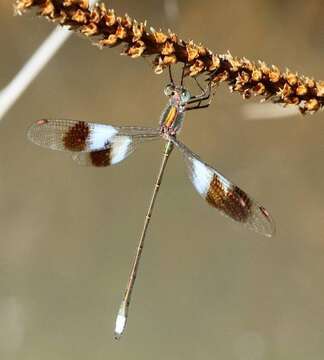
[72,134,160,167]
[171,138,275,237]
[28,119,119,152]
[28,119,160,167]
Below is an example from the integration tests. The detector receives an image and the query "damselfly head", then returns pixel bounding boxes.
[164,84,191,105]
[164,83,175,96]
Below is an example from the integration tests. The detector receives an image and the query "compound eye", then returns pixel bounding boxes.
[164,84,175,96]
[181,89,191,102]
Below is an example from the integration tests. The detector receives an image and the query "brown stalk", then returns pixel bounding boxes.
[14,0,324,114]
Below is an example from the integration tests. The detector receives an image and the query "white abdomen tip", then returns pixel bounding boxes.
[114,308,127,340]
[115,301,128,340]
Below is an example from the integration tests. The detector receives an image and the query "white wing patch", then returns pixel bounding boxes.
[191,158,214,196]
[190,157,232,196]
[88,123,118,150]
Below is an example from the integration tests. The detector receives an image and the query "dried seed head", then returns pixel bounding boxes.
[241,58,253,72]
[237,71,250,85]
[228,57,241,72]
[40,0,55,17]
[252,69,263,82]
[269,65,281,83]
[58,10,68,23]
[305,98,320,112]
[290,97,300,105]
[115,24,126,39]
[316,81,324,97]
[197,44,207,57]
[72,9,87,23]
[63,0,89,8]
[281,83,293,98]
[132,20,145,42]
[254,82,266,95]
[14,0,324,114]
[151,28,168,44]
[186,41,199,62]
[15,0,33,14]
[161,41,175,56]
[189,59,204,76]
[208,55,220,71]
[296,84,308,96]
[258,61,270,75]
[212,70,229,83]
[242,89,252,99]
[105,9,116,27]
[100,34,118,47]
[122,14,133,29]
[163,54,177,66]
[90,4,107,23]
[154,57,164,74]
[285,71,298,86]
[167,30,178,43]
[81,23,98,36]
[126,41,146,58]
[305,77,315,88]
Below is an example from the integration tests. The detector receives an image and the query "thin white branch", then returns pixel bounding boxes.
[0,27,71,121]
[0,0,97,121]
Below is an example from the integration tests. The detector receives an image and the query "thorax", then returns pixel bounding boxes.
[159,102,185,136]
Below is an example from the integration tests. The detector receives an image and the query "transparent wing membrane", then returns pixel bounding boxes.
[171,138,275,237]
[28,119,160,166]
[72,134,160,167]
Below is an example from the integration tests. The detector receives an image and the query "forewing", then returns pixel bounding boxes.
[28,119,160,167]
[171,138,275,237]
[27,119,120,152]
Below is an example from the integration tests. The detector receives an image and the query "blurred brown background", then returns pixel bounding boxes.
[1,1,324,359]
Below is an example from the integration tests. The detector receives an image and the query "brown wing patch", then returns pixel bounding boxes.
[89,146,112,167]
[206,175,252,222]
[63,121,90,151]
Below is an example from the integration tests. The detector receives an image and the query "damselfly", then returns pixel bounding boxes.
[27,69,275,339]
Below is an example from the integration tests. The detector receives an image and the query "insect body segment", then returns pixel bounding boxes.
[160,84,190,135]
[160,104,184,135]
